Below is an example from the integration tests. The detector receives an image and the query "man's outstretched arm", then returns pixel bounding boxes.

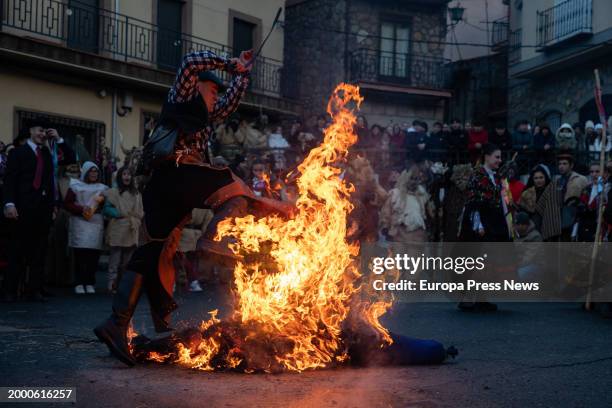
[210,73,250,122]
[168,50,229,103]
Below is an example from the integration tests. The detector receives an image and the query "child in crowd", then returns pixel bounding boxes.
[64,161,108,294]
[102,167,143,293]
[268,126,289,171]
[251,160,274,198]
[513,212,544,282]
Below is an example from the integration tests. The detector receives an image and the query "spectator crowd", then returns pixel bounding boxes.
[1,113,612,317]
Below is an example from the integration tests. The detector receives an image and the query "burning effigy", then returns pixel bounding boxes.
[131,84,454,372]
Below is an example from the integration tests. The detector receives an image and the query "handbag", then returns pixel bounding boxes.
[137,124,178,175]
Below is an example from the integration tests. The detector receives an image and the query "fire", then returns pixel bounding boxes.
[143,83,392,372]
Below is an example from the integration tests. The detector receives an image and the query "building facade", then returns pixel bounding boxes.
[508,0,612,130]
[0,0,298,160]
[284,0,451,127]
[445,0,510,126]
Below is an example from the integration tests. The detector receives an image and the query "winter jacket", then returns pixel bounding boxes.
[489,130,512,151]
[427,131,447,162]
[103,188,143,248]
[512,129,532,150]
[467,129,488,151]
[448,129,468,150]
[555,123,577,151]
[405,131,428,162]
[534,131,556,152]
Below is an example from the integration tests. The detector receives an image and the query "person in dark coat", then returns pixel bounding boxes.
[458,143,511,312]
[404,121,428,163]
[533,123,556,167]
[94,49,292,367]
[467,121,488,164]
[427,122,447,162]
[2,120,75,302]
[489,123,512,153]
[447,118,468,155]
[460,143,511,242]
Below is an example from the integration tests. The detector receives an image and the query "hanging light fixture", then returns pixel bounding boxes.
[448,2,465,24]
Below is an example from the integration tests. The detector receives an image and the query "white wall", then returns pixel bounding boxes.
[445,0,509,61]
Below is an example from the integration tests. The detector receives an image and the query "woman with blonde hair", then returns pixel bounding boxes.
[380,164,430,242]
[102,167,143,293]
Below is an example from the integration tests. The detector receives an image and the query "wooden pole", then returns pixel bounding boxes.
[585,69,607,310]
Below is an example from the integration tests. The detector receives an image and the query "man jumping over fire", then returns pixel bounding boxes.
[94,49,290,366]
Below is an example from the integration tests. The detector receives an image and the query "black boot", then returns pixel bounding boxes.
[150,305,175,333]
[93,270,143,366]
[198,196,248,259]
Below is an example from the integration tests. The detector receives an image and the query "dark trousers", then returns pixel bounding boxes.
[73,248,101,286]
[4,208,52,296]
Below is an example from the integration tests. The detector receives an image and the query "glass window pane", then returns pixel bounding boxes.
[395,27,409,77]
[380,23,395,76]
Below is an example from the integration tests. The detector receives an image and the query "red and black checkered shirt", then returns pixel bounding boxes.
[167,50,250,160]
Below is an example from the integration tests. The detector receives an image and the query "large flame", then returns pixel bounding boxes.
[146,83,392,372]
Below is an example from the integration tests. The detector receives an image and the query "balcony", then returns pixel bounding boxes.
[349,48,449,92]
[491,17,509,51]
[536,0,593,50]
[0,0,284,97]
[509,28,522,64]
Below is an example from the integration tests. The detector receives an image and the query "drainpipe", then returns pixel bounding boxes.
[112,0,120,157]
[343,0,350,81]
[111,89,118,157]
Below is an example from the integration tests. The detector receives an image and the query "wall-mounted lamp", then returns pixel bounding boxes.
[448,3,465,24]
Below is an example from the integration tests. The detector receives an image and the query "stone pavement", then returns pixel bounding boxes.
[1,279,612,408]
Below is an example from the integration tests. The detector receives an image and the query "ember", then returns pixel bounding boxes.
[133,84,393,373]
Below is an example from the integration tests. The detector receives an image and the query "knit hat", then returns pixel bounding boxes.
[595,123,603,130]
[585,120,595,130]
[80,161,100,181]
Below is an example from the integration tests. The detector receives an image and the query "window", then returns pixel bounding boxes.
[228,10,261,57]
[157,0,183,70]
[233,18,256,57]
[379,21,410,78]
[67,0,100,54]
[16,110,105,160]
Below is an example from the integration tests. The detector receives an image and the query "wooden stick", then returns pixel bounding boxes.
[585,69,607,310]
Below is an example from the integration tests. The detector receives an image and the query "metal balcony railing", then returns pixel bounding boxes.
[0,0,285,97]
[491,17,509,49]
[536,0,593,49]
[349,48,449,89]
[509,28,522,64]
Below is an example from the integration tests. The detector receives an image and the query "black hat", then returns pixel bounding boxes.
[197,71,225,90]
[25,117,50,129]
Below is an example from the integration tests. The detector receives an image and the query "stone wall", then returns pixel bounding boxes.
[283,0,349,116]
[284,0,449,119]
[346,0,447,58]
[508,64,612,128]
